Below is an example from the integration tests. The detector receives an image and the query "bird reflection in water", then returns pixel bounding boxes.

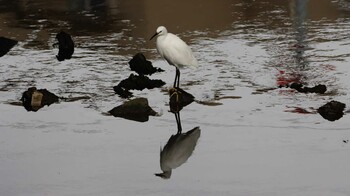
[155,96,200,179]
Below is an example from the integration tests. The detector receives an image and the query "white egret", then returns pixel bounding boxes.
[150,26,198,88]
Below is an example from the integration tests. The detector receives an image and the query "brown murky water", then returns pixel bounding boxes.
[1,0,350,195]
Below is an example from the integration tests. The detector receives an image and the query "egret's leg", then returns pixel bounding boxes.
[173,71,177,88]
[175,112,182,133]
[171,67,181,103]
[173,67,180,88]
[176,67,180,88]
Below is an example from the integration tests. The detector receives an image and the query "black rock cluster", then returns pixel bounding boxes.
[113,53,165,98]
[114,74,165,98]
[11,30,346,123]
[7,32,196,123]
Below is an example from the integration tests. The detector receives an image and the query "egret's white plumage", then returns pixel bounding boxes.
[150,26,198,88]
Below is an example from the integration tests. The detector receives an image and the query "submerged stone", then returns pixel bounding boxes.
[0,37,18,57]
[21,87,59,112]
[53,31,74,61]
[108,97,157,122]
[129,53,164,75]
[317,100,346,121]
[169,88,195,113]
[113,74,165,98]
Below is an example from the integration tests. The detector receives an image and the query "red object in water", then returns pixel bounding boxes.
[284,106,316,114]
[276,70,302,87]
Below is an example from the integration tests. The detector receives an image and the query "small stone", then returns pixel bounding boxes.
[317,100,346,121]
[21,87,59,111]
[53,31,74,61]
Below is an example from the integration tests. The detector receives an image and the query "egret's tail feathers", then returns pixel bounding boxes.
[187,58,199,69]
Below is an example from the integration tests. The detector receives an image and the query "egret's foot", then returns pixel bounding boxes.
[170,88,180,103]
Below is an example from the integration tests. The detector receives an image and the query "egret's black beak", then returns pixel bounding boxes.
[150,32,159,40]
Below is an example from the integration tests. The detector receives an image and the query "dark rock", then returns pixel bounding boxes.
[0,37,18,57]
[108,97,157,122]
[289,83,303,91]
[129,53,164,75]
[21,87,59,111]
[169,88,195,113]
[113,74,165,98]
[53,31,74,61]
[283,83,327,94]
[317,100,346,121]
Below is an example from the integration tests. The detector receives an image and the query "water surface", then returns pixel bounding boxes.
[1,0,350,195]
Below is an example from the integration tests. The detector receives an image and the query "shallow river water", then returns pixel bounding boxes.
[1,0,350,195]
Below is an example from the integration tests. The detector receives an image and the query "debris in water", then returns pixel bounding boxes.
[196,100,222,106]
[0,37,18,57]
[53,31,74,61]
[317,100,346,121]
[21,87,59,111]
[59,96,91,102]
[108,97,157,122]
[129,53,164,75]
[252,88,277,94]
